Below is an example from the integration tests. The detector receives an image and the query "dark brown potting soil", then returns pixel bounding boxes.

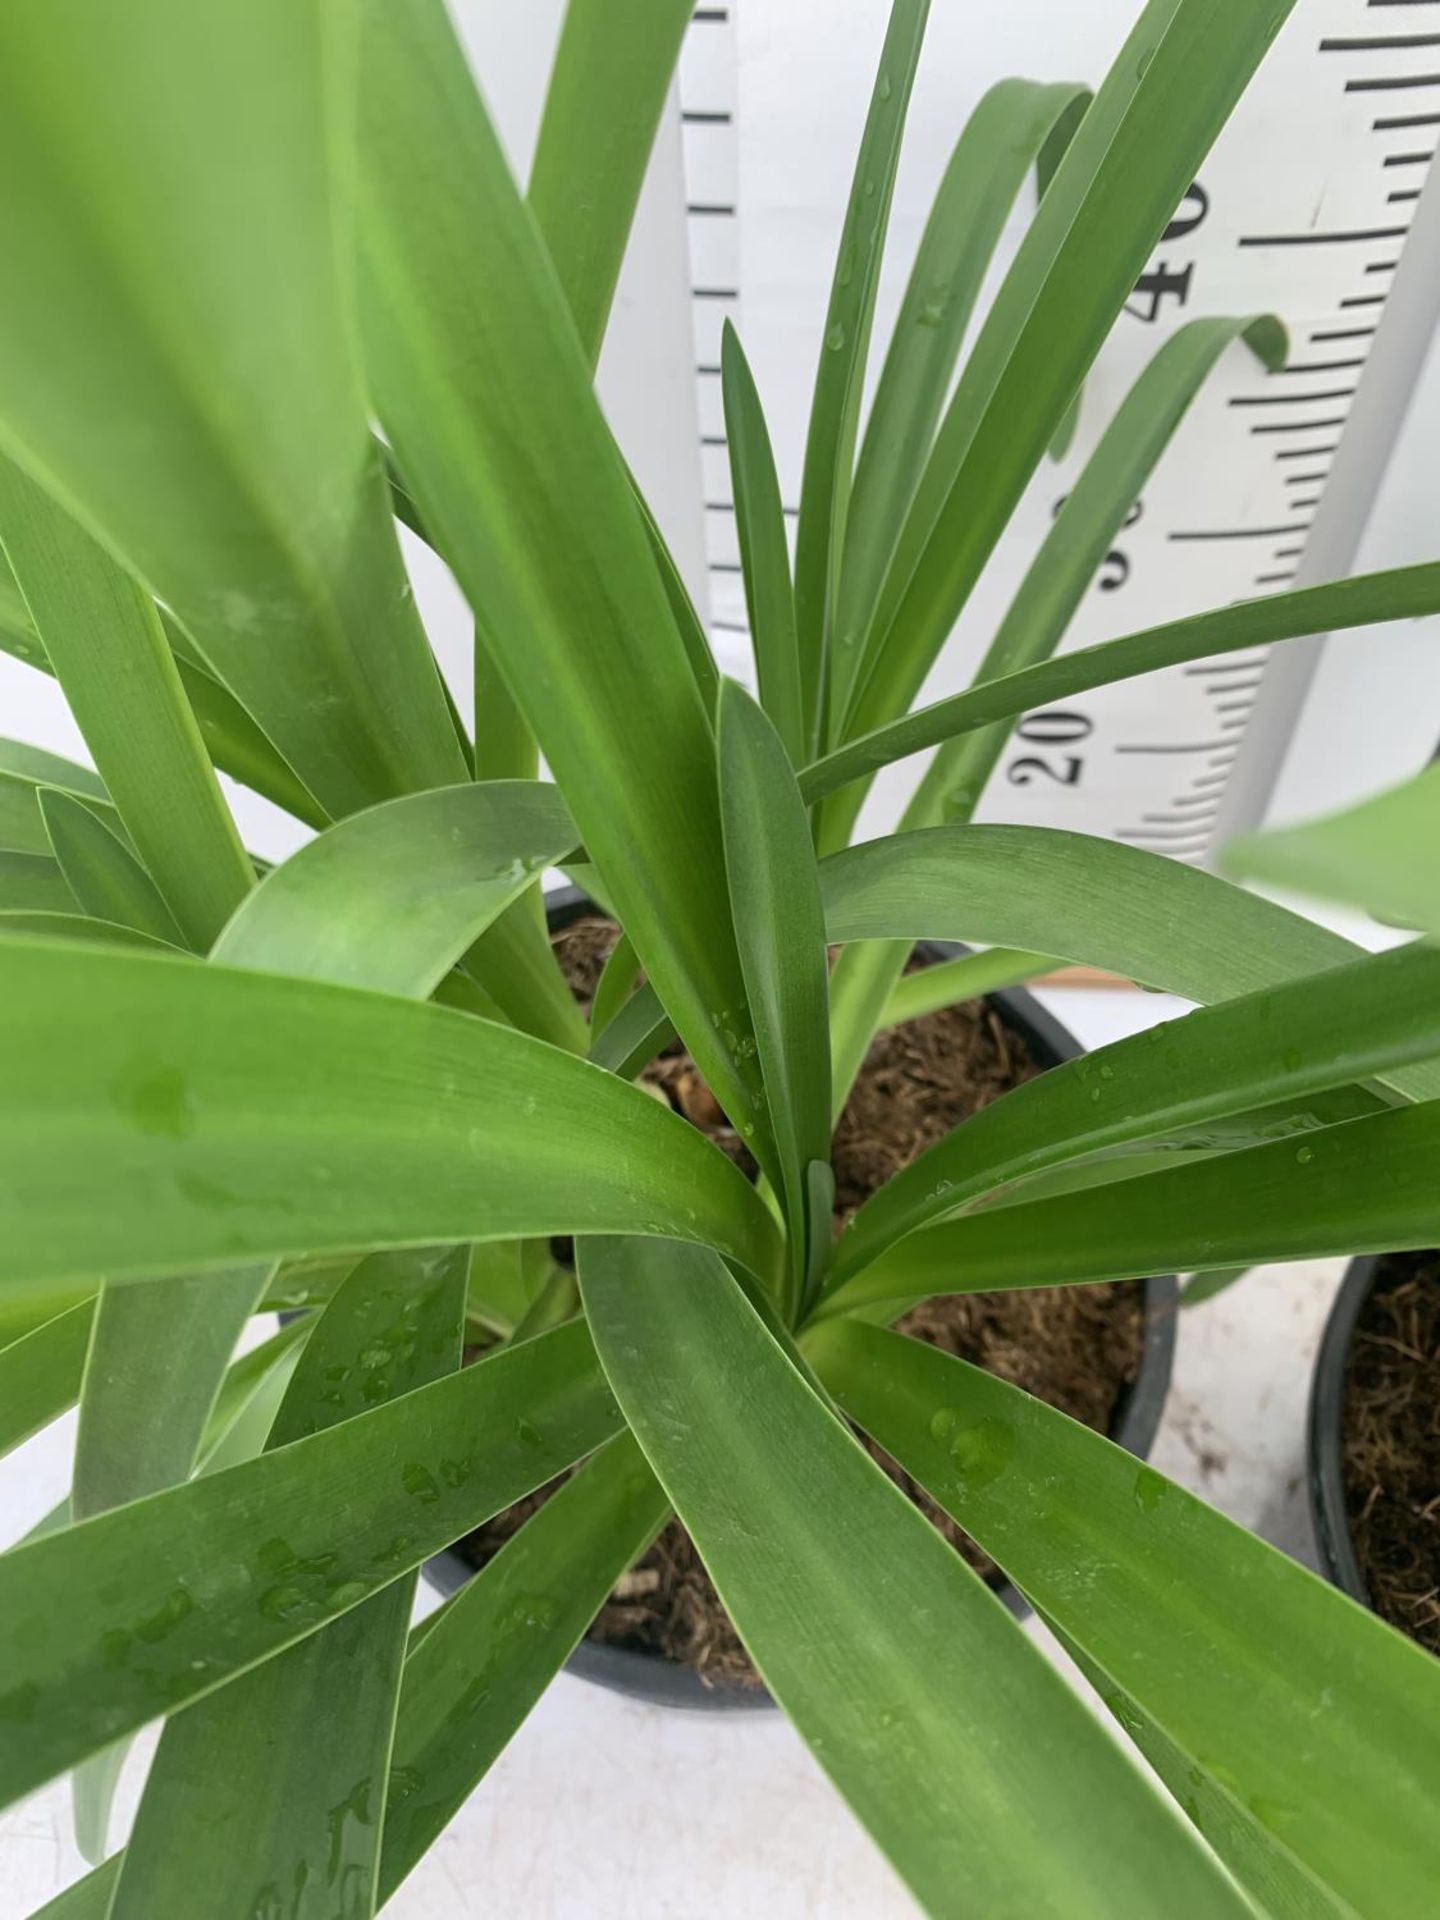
[1342,1251,1440,1656]
[456,916,1146,1691]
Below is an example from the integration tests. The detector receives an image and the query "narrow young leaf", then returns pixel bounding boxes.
[838,79,1091,677]
[578,1237,1248,1920]
[1225,762,1440,939]
[794,0,931,753]
[0,1319,620,1812]
[723,324,806,766]
[0,0,467,817]
[353,0,771,1166]
[718,683,832,1303]
[878,949,1057,1030]
[0,461,253,948]
[846,0,1296,748]
[527,0,693,367]
[886,315,1284,837]
[802,563,1440,807]
[0,1299,94,1462]
[812,1320,1440,1917]
[0,939,781,1299]
[589,929,643,1040]
[38,790,183,947]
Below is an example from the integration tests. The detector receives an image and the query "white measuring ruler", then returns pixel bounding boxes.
[677,0,1440,860]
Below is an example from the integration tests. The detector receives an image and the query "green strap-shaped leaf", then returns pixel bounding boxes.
[527,0,693,367]
[0,850,75,914]
[1179,1265,1254,1309]
[0,1317,620,1812]
[846,1095,1440,1310]
[578,1236,1247,1919]
[109,1247,469,1920]
[811,1320,1440,1917]
[878,948,1056,1030]
[353,0,771,1168]
[719,684,832,1307]
[0,938,779,1301]
[0,596,327,831]
[845,0,1295,749]
[31,1435,670,1920]
[0,460,252,949]
[802,562,1440,807]
[69,1258,271,1857]
[380,1433,668,1900]
[722,323,806,766]
[0,911,171,952]
[826,940,1440,1298]
[212,782,577,995]
[461,899,591,1056]
[587,978,676,1078]
[629,475,723,719]
[819,311,1289,1091]
[0,0,467,819]
[38,790,183,946]
[73,1274,267,1525]
[794,0,931,752]
[1225,762,1440,939]
[0,1299,94,1461]
[0,740,111,856]
[472,622,537,782]
[589,928,642,1040]
[820,824,1439,1080]
[1056,1633,1352,1920]
[838,79,1091,674]
[892,315,1284,839]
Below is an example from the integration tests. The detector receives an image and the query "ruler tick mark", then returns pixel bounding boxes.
[1251,415,1348,433]
[1274,357,1368,373]
[1115,741,1234,754]
[1389,187,1424,200]
[1275,442,1339,458]
[1373,111,1440,127]
[1229,386,1358,406]
[1237,225,1409,245]
[1168,524,1311,541]
[1321,32,1440,48]
[1283,471,1330,485]
[1346,72,1440,90]
[1382,149,1437,162]
[1339,293,1388,306]
[1309,326,1376,341]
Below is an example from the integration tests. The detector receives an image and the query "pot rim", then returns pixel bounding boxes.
[1307,1255,1379,1608]
[421,886,1179,1712]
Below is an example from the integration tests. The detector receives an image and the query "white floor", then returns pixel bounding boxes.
[0,984,1350,1919]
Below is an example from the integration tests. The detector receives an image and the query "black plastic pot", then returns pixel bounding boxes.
[422,890,1179,1710]
[1308,1256,1379,1607]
